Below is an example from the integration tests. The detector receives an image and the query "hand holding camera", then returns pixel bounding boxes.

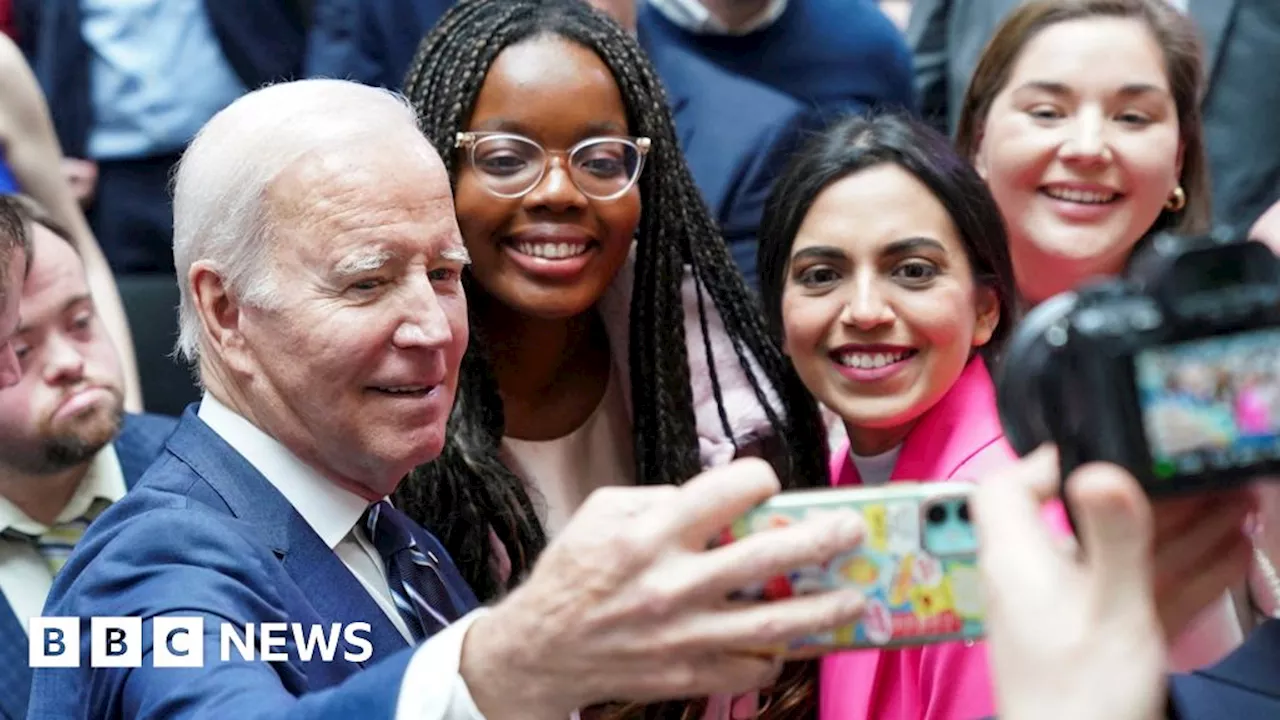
[974,448,1169,720]
[999,231,1280,497]
[997,231,1261,643]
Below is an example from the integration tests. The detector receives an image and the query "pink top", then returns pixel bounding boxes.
[820,356,1014,720]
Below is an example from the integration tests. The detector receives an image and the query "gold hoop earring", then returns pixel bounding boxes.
[1165,186,1187,212]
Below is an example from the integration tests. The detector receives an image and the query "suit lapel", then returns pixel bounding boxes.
[1192,0,1240,84]
[281,515,407,664]
[164,411,407,663]
[0,599,32,720]
[893,357,1003,482]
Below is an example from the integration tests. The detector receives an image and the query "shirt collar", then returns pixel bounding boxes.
[0,444,127,536]
[646,0,788,35]
[197,392,370,549]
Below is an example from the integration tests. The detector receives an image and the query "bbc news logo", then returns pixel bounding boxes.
[29,618,373,668]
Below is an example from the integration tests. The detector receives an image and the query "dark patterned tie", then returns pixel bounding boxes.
[363,499,461,641]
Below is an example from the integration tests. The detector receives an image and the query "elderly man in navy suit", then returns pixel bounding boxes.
[0,197,175,720]
[26,79,867,720]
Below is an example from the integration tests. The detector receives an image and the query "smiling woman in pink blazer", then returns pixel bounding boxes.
[757,113,1019,720]
[823,355,1012,720]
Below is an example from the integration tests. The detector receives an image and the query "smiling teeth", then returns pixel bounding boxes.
[1044,187,1117,204]
[838,351,910,369]
[516,242,589,259]
[379,386,427,394]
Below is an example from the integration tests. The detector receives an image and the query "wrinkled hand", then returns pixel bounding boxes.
[61,157,98,207]
[463,458,866,719]
[974,446,1167,720]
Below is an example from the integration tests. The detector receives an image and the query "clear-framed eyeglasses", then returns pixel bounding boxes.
[455,131,652,201]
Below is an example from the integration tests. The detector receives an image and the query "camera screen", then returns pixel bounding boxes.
[1134,327,1280,479]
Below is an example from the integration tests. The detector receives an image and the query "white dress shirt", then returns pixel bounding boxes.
[647,0,788,35]
[198,394,490,720]
[0,445,127,632]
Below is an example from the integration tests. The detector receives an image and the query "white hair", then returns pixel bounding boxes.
[172,79,425,365]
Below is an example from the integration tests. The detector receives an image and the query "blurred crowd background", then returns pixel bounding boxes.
[0,0,1274,421]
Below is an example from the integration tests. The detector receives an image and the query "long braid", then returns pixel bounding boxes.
[397,0,827,715]
[396,0,549,602]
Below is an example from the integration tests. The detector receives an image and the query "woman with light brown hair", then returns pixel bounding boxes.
[956,0,1210,306]
[954,0,1255,678]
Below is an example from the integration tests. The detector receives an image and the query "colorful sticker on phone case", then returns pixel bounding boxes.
[722,491,984,653]
[949,565,983,620]
[885,501,919,555]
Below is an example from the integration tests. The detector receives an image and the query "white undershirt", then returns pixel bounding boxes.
[849,445,901,486]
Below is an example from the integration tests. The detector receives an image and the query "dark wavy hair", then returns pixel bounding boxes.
[395,0,828,716]
[757,113,1017,448]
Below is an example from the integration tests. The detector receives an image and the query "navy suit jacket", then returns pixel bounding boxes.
[304,0,451,91]
[0,412,177,720]
[640,38,812,286]
[1168,619,1280,718]
[305,0,812,287]
[19,0,307,158]
[638,0,918,121]
[26,408,478,720]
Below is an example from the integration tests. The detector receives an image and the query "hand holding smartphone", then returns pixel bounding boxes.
[717,481,983,659]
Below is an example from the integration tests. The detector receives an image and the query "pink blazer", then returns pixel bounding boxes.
[820,356,1013,720]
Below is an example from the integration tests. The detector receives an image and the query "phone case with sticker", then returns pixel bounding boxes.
[717,481,984,658]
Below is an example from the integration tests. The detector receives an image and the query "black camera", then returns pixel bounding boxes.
[997,232,1280,496]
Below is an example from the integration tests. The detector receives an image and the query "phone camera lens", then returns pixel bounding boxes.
[926,505,947,524]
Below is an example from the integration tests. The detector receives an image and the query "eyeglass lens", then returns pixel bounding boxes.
[470,135,642,199]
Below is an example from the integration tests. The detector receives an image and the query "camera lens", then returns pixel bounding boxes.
[926,505,947,524]
[957,501,970,523]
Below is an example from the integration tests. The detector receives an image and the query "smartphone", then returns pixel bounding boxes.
[717,481,984,658]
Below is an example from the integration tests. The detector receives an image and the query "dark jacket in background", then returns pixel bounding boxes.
[638,0,918,122]
[1169,618,1280,718]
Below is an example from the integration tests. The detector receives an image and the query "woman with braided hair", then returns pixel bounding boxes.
[395,0,829,717]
